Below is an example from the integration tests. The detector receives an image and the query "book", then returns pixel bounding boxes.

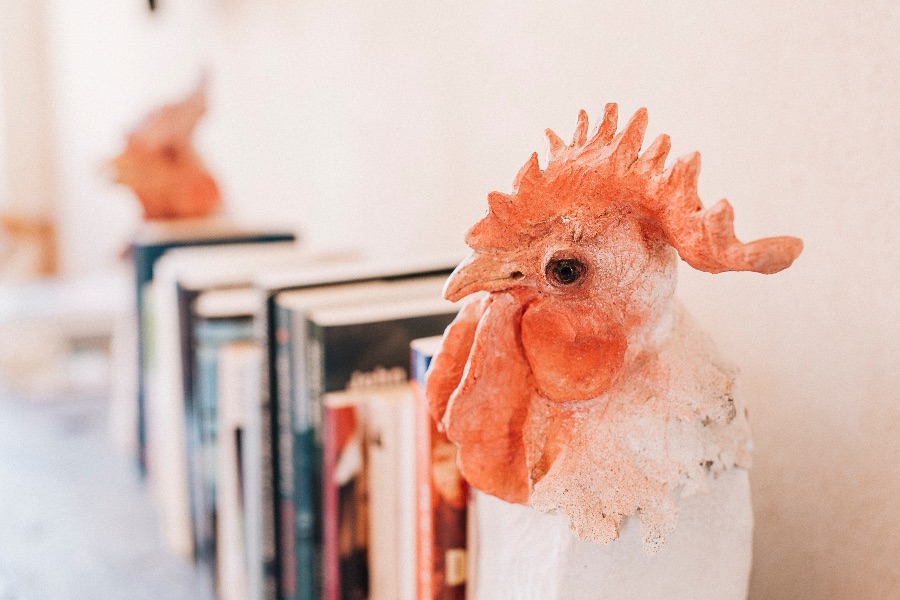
[322,391,368,600]
[253,252,462,600]
[412,336,468,600]
[131,219,295,474]
[302,289,461,600]
[216,340,263,600]
[361,382,416,600]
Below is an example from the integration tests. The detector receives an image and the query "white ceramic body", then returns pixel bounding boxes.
[469,468,753,600]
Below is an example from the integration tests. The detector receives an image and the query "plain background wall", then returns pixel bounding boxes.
[0,0,58,217]
[5,0,898,598]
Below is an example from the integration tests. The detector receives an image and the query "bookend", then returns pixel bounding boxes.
[426,104,802,599]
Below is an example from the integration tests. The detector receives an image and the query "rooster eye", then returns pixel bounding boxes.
[545,258,586,287]
[160,145,180,163]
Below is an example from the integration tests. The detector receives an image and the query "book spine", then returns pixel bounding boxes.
[365,394,396,600]
[240,344,265,600]
[259,297,280,600]
[397,396,416,600]
[292,318,324,600]
[132,245,155,475]
[274,305,296,600]
[324,398,368,600]
[413,349,433,600]
[367,390,415,600]
[216,341,256,600]
[412,346,467,600]
[136,279,156,473]
[321,403,340,600]
[190,320,218,567]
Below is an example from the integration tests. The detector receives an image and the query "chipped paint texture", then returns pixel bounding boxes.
[426,104,802,552]
[109,84,221,220]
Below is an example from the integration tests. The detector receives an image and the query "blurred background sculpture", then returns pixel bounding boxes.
[426,104,802,599]
[109,82,221,220]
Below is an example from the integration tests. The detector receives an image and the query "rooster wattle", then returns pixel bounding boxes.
[426,103,802,553]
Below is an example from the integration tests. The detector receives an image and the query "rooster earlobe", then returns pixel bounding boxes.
[520,298,627,402]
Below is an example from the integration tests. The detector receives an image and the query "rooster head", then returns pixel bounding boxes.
[110,82,221,220]
[426,104,802,547]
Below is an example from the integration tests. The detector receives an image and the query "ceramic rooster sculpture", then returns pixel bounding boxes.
[426,104,801,598]
[110,83,221,220]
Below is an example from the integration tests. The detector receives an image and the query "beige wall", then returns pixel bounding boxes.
[30,0,900,597]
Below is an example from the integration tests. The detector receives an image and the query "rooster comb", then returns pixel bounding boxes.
[467,103,803,275]
[129,79,208,150]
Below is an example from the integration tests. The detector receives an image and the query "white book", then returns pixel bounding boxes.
[255,250,465,293]
[362,382,416,600]
[216,340,262,600]
[195,286,262,320]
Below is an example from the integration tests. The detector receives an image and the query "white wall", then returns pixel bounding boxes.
[39,1,900,597]
[0,0,58,216]
[43,0,212,273]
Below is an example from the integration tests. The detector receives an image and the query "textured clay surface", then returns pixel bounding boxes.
[426,104,802,551]
[109,83,221,220]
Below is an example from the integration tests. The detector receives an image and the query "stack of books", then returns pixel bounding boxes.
[131,231,475,600]
[130,218,296,473]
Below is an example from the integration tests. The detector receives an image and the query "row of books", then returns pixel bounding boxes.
[131,223,472,600]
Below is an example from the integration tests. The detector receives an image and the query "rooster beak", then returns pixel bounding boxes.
[444,252,525,302]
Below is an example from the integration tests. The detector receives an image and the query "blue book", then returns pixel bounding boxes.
[410,336,468,600]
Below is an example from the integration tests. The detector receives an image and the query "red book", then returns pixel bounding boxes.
[323,395,367,600]
[412,337,467,600]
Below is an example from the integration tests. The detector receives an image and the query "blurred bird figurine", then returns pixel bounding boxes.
[426,103,802,552]
[109,82,221,220]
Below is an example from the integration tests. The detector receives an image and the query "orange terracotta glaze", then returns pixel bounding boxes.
[427,104,802,551]
[110,83,221,220]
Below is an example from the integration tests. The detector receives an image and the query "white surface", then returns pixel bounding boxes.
[0,391,214,600]
[472,469,753,600]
